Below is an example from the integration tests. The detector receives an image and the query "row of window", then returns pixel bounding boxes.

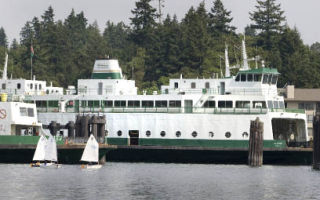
[36,100,59,108]
[203,100,276,109]
[235,73,278,85]
[19,107,34,117]
[1,83,43,90]
[34,99,284,109]
[298,103,314,110]
[174,82,211,89]
[80,100,182,108]
[116,130,250,138]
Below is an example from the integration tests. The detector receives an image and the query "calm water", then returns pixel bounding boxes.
[0,163,320,200]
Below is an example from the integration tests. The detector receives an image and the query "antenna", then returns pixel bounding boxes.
[225,43,230,77]
[2,53,8,80]
[157,0,165,23]
[219,56,224,78]
[241,36,249,70]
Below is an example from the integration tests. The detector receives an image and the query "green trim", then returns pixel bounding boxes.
[0,136,64,145]
[238,68,280,75]
[106,137,128,145]
[285,108,305,114]
[107,138,286,148]
[91,72,121,79]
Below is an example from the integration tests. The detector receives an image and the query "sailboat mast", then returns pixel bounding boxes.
[2,53,8,80]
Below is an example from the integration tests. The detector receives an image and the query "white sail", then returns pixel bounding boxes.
[44,135,58,162]
[80,135,99,163]
[33,135,47,161]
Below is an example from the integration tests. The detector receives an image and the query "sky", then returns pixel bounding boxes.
[0,0,319,45]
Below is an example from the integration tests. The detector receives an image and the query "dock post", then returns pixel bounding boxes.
[91,115,98,139]
[248,117,264,167]
[313,115,320,170]
[99,154,106,165]
[49,121,60,136]
[75,115,81,137]
[81,115,90,140]
[98,115,106,143]
[67,121,75,138]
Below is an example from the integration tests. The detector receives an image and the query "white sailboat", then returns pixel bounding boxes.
[30,135,61,168]
[30,135,47,167]
[43,135,61,168]
[80,134,102,169]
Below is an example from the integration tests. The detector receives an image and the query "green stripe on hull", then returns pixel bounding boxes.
[106,138,128,145]
[0,136,41,145]
[106,138,286,148]
[91,72,121,79]
[0,136,64,145]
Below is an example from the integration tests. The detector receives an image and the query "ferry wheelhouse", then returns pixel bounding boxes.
[0,41,309,148]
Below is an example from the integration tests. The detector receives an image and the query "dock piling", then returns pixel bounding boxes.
[91,115,98,138]
[248,117,264,167]
[313,115,320,170]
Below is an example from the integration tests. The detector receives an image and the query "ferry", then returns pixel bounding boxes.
[0,41,309,149]
[0,54,43,146]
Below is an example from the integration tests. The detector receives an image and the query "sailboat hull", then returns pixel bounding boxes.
[30,163,41,167]
[81,164,102,169]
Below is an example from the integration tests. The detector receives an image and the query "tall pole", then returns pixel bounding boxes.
[157,0,164,24]
[30,40,34,80]
[31,54,33,80]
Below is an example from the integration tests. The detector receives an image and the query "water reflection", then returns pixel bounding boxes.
[0,163,319,200]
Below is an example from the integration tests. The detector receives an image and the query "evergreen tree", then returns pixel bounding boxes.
[181,3,210,76]
[0,27,8,47]
[11,39,19,50]
[244,25,256,37]
[250,0,285,34]
[130,0,158,48]
[20,22,34,46]
[208,0,236,36]
[311,42,320,53]
[160,15,183,75]
[277,27,317,87]
[250,0,285,49]
[103,21,134,62]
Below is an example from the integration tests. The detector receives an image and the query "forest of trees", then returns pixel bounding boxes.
[0,0,320,92]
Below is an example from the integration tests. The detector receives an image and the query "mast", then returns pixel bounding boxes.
[2,53,8,80]
[241,37,249,70]
[157,0,165,24]
[225,44,230,77]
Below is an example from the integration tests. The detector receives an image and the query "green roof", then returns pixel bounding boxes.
[237,68,280,75]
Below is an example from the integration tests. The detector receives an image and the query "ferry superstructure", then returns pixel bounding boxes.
[0,41,309,148]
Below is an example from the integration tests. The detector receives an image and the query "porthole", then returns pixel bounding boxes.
[146,130,151,137]
[160,131,166,137]
[225,132,231,138]
[242,132,248,138]
[192,131,197,138]
[209,132,214,137]
[117,130,122,136]
[176,131,181,137]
